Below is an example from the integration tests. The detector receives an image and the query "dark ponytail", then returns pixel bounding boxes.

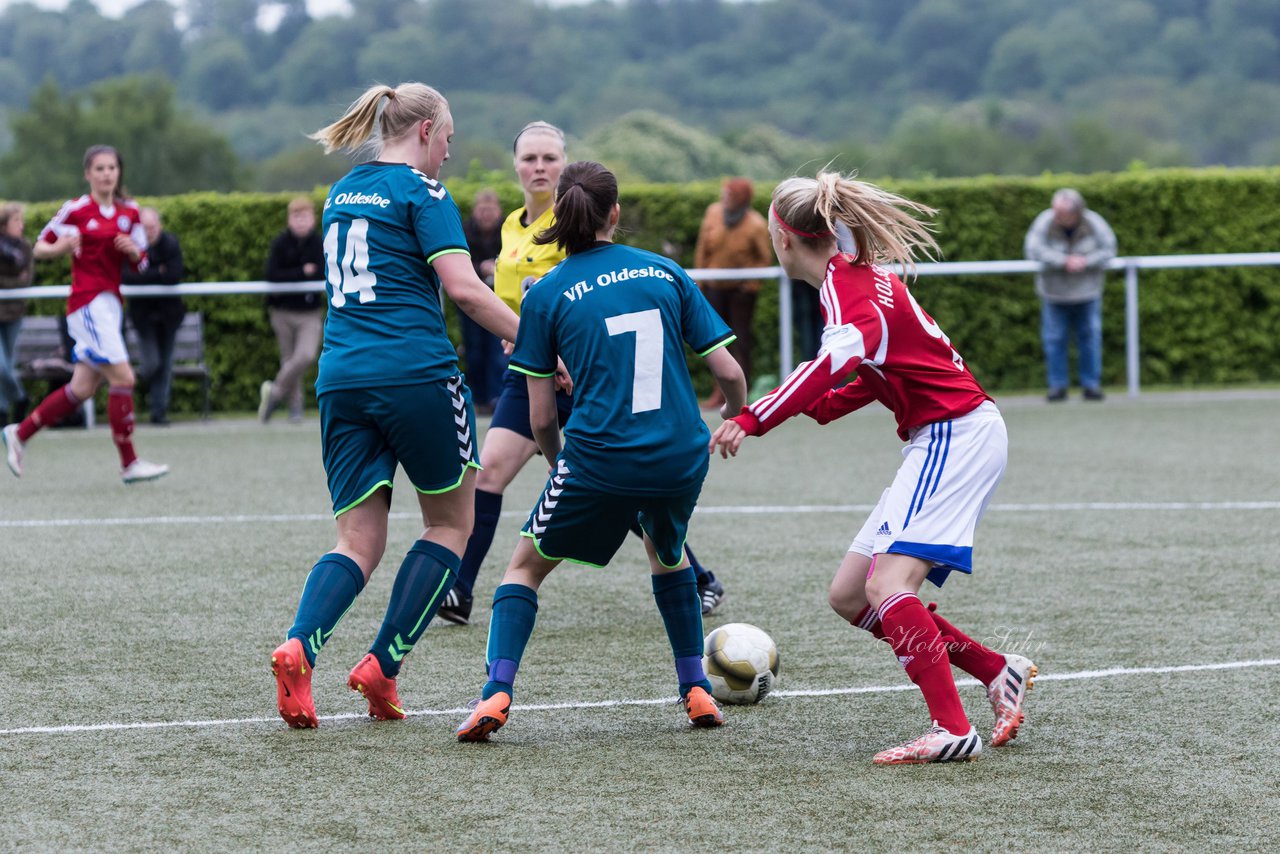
[534,160,617,256]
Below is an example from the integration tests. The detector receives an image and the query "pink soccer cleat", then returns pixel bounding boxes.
[987,653,1038,747]
[271,638,318,729]
[348,653,406,721]
[873,723,982,765]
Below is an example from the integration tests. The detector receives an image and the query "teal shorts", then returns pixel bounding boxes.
[318,377,479,517]
[521,458,702,568]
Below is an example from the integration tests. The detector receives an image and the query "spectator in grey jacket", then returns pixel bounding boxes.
[1024,188,1116,402]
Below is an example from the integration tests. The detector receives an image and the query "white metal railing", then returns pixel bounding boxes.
[691,253,1280,396]
[9,252,1280,399]
[904,253,1280,398]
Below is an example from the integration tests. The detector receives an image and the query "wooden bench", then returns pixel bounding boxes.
[124,311,213,419]
[15,312,212,422]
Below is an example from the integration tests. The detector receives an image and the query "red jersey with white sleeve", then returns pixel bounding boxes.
[40,195,148,313]
[735,256,991,441]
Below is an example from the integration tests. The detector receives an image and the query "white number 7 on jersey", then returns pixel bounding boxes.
[324,218,378,307]
[606,309,663,413]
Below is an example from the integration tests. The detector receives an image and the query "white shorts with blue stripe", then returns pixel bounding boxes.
[66,292,129,366]
[848,400,1007,587]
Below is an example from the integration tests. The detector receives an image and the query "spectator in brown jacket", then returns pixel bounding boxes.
[693,177,772,408]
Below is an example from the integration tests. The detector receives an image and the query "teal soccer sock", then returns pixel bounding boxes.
[288,553,366,667]
[370,540,460,678]
[483,583,539,700]
[652,568,712,697]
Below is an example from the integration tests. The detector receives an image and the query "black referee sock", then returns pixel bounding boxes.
[455,489,502,598]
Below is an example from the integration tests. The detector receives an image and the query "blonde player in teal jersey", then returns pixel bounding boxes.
[269,82,520,729]
[455,161,747,742]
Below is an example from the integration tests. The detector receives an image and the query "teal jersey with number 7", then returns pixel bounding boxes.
[509,242,735,495]
[316,161,470,394]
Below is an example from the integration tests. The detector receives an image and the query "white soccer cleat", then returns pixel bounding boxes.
[3,423,23,478]
[258,380,276,423]
[987,653,1037,747]
[873,723,982,765]
[121,458,170,484]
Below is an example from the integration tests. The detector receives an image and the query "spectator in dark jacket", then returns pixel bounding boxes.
[260,197,324,423]
[460,188,506,413]
[122,207,185,424]
[0,202,33,424]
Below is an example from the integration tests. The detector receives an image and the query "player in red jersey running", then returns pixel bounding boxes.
[2,145,169,484]
[710,172,1036,764]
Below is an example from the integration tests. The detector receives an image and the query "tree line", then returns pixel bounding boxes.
[1,0,1278,200]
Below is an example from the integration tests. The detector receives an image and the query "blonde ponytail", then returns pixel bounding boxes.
[773,172,940,274]
[310,82,448,156]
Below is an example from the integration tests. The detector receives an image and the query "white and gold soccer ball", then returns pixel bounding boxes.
[703,623,780,705]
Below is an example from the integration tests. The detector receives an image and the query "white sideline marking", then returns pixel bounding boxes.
[3,501,1278,529]
[1,657,1275,738]
[695,501,1280,514]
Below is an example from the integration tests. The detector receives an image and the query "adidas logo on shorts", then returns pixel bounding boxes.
[876,522,892,537]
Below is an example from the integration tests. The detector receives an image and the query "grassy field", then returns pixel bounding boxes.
[2,391,1278,852]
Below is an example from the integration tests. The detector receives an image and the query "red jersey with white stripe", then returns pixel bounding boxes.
[736,256,991,441]
[40,195,147,313]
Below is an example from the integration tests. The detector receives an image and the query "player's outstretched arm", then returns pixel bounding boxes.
[527,375,562,462]
[803,378,877,425]
[704,347,746,419]
[434,252,519,343]
[708,419,747,459]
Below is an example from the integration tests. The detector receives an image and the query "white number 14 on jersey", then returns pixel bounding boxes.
[325,218,378,307]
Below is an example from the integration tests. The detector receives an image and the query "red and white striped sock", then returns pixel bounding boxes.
[926,602,1006,686]
[19,385,82,441]
[850,605,886,640]
[878,591,970,736]
[108,386,138,469]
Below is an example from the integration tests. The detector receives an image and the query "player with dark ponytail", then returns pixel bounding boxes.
[436,123,729,627]
[531,162,617,255]
[455,161,747,741]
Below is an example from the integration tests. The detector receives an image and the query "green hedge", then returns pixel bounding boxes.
[15,168,1280,414]
[22,191,325,415]
[883,169,1280,391]
[597,168,1280,393]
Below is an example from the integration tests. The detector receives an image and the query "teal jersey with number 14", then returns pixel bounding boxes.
[509,242,734,495]
[315,161,470,394]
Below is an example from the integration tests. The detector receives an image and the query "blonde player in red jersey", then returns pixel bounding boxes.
[710,172,1036,765]
[2,145,169,484]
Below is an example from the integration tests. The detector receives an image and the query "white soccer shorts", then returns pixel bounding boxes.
[849,401,1007,586]
[66,291,129,366]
